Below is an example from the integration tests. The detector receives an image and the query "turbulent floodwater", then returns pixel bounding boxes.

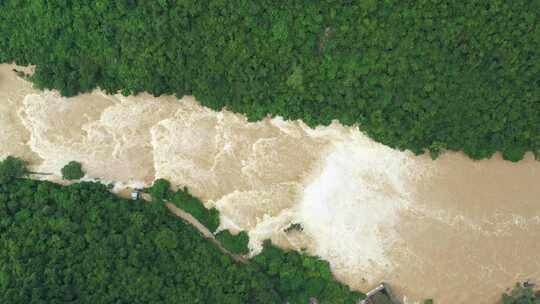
[1,64,539,303]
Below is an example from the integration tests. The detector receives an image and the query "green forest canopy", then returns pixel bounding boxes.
[0,1,538,161]
[0,177,362,304]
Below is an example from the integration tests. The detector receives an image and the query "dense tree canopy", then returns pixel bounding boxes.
[0,1,538,161]
[0,177,363,303]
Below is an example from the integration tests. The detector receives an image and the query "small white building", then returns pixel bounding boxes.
[131,190,141,200]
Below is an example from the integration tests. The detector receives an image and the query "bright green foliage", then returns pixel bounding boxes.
[147,178,171,200]
[0,156,27,183]
[61,161,85,180]
[0,179,279,303]
[254,240,365,304]
[1,1,538,161]
[423,300,434,304]
[215,230,250,255]
[171,187,220,233]
[502,283,540,304]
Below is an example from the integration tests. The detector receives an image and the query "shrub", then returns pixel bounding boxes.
[502,283,540,304]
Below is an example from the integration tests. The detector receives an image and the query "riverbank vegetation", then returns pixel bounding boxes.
[168,183,221,233]
[0,157,363,303]
[1,1,538,161]
[146,179,221,233]
[215,230,250,255]
[61,161,85,180]
[502,283,540,304]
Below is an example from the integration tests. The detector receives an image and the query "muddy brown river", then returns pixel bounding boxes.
[1,64,539,303]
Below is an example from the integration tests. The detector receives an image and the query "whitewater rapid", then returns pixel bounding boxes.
[1,65,539,303]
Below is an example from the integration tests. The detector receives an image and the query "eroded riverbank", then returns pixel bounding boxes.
[1,65,539,303]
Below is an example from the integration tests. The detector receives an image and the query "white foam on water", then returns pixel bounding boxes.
[295,133,427,283]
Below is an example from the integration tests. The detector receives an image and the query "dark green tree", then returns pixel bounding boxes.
[61,161,85,180]
[148,178,171,200]
[0,156,27,183]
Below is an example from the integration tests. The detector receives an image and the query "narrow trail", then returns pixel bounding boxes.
[164,201,248,264]
[161,198,284,302]
[165,202,323,304]
[134,192,248,263]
